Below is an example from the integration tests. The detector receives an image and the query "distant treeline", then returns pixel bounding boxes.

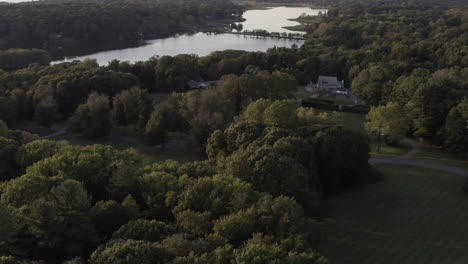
[0,0,242,59]
[310,0,468,7]
[0,0,466,153]
[0,49,51,71]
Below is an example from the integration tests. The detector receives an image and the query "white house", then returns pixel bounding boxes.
[316,76,344,89]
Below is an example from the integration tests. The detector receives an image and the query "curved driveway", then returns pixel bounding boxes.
[369,139,467,176]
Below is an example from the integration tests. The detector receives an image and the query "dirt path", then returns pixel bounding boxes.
[370,138,467,176]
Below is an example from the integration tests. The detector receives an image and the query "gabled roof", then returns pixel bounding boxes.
[318,76,339,84]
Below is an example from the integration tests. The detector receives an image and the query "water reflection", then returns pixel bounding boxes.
[52,7,326,65]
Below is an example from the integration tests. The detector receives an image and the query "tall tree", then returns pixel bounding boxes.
[444,99,468,158]
[365,102,410,145]
[68,93,111,139]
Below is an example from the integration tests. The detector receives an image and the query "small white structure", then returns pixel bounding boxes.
[187,80,216,89]
[316,76,344,89]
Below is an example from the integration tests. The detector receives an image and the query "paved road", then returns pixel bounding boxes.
[41,129,67,139]
[370,138,467,176]
[369,157,467,176]
[398,138,420,159]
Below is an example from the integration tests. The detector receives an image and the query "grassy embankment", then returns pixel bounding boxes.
[319,164,468,264]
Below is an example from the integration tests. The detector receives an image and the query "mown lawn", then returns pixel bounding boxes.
[370,141,412,158]
[412,146,468,170]
[319,164,468,264]
[295,86,313,99]
[337,111,366,131]
[295,86,357,106]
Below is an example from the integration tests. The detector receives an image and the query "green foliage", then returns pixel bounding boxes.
[0,135,334,263]
[240,99,301,127]
[390,68,431,106]
[1,176,97,260]
[175,210,213,236]
[89,239,164,264]
[444,98,468,157]
[177,160,216,179]
[213,195,318,247]
[174,71,297,146]
[2,3,466,264]
[0,137,19,180]
[0,1,240,58]
[91,200,131,239]
[235,234,285,264]
[172,244,234,264]
[0,256,36,264]
[121,195,140,218]
[263,100,300,128]
[140,169,187,219]
[144,104,174,146]
[0,203,22,250]
[315,126,370,195]
[16,140,70,172]
[0,120,8,137]
[408,77,460,143]
[24,144,142,201]
[223,145,310,197]
[365,102,410,144]
[0,97,17,125]
[0,49,50,71]
[240,98,273,123]
[351,63,395,105]
[233,233,328,264]
[34,97,61,128]
[112,219,175,242]
[112,87,151,128]
[63,257,86,264]
[32,65,138,117]
[174,174,258,218]
[68,92,111,139]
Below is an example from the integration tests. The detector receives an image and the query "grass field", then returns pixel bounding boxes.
[336,111,366,131]
[412,146,468,170]
[295,86,313,99]
[319,164,468,264]
[294,86,356,106]
[370,141,412,158]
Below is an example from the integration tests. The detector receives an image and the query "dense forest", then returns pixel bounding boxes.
[1,0,466,153]
[0,0,242,59]
[0,0,467,263]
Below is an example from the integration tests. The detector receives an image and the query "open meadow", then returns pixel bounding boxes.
[319,164,468,264]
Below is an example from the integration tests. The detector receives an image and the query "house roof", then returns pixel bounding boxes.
[318,76,339,84]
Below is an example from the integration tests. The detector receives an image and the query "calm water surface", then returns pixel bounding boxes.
[241,7,326,33]
[52,7,327,65]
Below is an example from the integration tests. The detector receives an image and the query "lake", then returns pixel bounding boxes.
[240,7,325,33]
[52,7,327,65]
